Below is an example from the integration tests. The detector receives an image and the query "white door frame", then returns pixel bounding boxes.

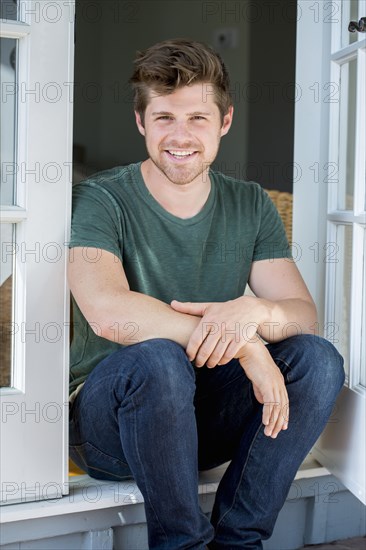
[294,0,366,504]
[0,0,74,504]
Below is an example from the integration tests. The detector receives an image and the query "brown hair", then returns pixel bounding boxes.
[130,39,232,124]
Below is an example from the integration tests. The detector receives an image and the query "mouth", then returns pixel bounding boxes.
[165,150,198,161]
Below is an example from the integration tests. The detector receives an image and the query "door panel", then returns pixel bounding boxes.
[0,0,74,504]
[294,0,365,504]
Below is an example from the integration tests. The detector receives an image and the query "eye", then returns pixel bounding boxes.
[191,115,206,120]
[156,116,173,121]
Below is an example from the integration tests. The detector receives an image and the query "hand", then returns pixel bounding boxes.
[171,297,267,368]
[236,339,289,438]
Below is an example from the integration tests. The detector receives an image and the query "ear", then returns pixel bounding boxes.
[135,111,146,136]
[220,105,234,137]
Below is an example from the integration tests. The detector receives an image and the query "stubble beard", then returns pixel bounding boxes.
[151,157,208,186]
[147,141,220,186]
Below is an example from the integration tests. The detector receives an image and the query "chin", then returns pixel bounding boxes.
[161,160,211,185]
[164,168,205,186]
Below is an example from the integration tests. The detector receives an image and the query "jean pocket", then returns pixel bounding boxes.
[69,441,133,481]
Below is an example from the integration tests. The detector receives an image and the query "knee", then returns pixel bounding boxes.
[119,338,195,396]
[284,334,345,397]
[301,334,344,385]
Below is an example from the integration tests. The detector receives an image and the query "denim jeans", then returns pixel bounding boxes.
[69,335,345,549]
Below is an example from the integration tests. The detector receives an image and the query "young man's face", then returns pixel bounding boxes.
[135,83,233,186]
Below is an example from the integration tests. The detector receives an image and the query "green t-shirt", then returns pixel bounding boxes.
[69,161,291,393]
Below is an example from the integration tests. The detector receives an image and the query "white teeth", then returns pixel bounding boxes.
[168,150,195,157]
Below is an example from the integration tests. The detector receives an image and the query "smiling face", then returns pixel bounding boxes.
[135,83,233,186]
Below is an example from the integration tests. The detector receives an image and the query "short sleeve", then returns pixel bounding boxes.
[69,182,123,262]
[252,187,292,262]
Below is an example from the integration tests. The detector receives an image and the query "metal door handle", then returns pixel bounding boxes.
[348,17,366,32]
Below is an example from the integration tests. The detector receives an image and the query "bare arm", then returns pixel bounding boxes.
[68,247,200,347]
[247,258,317,342]
[237,337,289,438]
[171,258,318,367]
[69,249,294,439]
[169,258,314,438]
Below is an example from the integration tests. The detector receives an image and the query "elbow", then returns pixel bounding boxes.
[297,298,318,336]
[88,315,140,346]
[307,298,318,327]
[87,314,113,341]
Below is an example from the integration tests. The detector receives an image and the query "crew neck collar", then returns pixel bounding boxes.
[131,161,216,226]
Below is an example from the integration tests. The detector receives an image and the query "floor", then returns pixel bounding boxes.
[301,536,366,549]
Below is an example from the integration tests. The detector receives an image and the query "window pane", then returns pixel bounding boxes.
[333,225,353,381]
[0,37,17,206]
[342,0,359,48]
[0,223,14,388]
[0,0,17,20]
[337,58,357,211]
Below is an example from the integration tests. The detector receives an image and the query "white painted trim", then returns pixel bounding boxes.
[0,20,30,38]
[354,46,366,215]
[349,223,366,393]
[327,211,366,223]
[1,459,329,524]
[312,387,366,505]
[331,0,342,54]
[331,38,366,61]
[0,207,27,222]
[325,221,343,377]
[328,59,340,214]
[337,60,349,211]
[293,0,332,325]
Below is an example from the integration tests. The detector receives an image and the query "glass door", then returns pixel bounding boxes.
[0,0,74,504]
[294,0,365,505]
[314,0,366,504]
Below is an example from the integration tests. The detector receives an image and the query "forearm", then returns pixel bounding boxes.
[236,336,289,438]
[245,258,318,343]
[170,292,318,367]
[249,296,318,343]
[86,289,200,347]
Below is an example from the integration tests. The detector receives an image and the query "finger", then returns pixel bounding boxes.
[186,321,220,362]
[218,339,246,364]
[262,400,279,431]
[170,300,208,316]
[194,329,222,367]
[206,339,232,368]
[281,400,290,430]
[276,389,290,433]
[270,402,285,437]
[269,389,289,438]
[263,386,283,436]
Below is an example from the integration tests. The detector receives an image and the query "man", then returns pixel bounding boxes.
[68,39,345,549]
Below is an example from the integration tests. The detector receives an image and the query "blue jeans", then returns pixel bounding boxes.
[69,335,345,549]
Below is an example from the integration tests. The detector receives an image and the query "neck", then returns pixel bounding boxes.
[140,159,211,219]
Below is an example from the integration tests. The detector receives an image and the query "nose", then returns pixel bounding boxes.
[169,120,193,142]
